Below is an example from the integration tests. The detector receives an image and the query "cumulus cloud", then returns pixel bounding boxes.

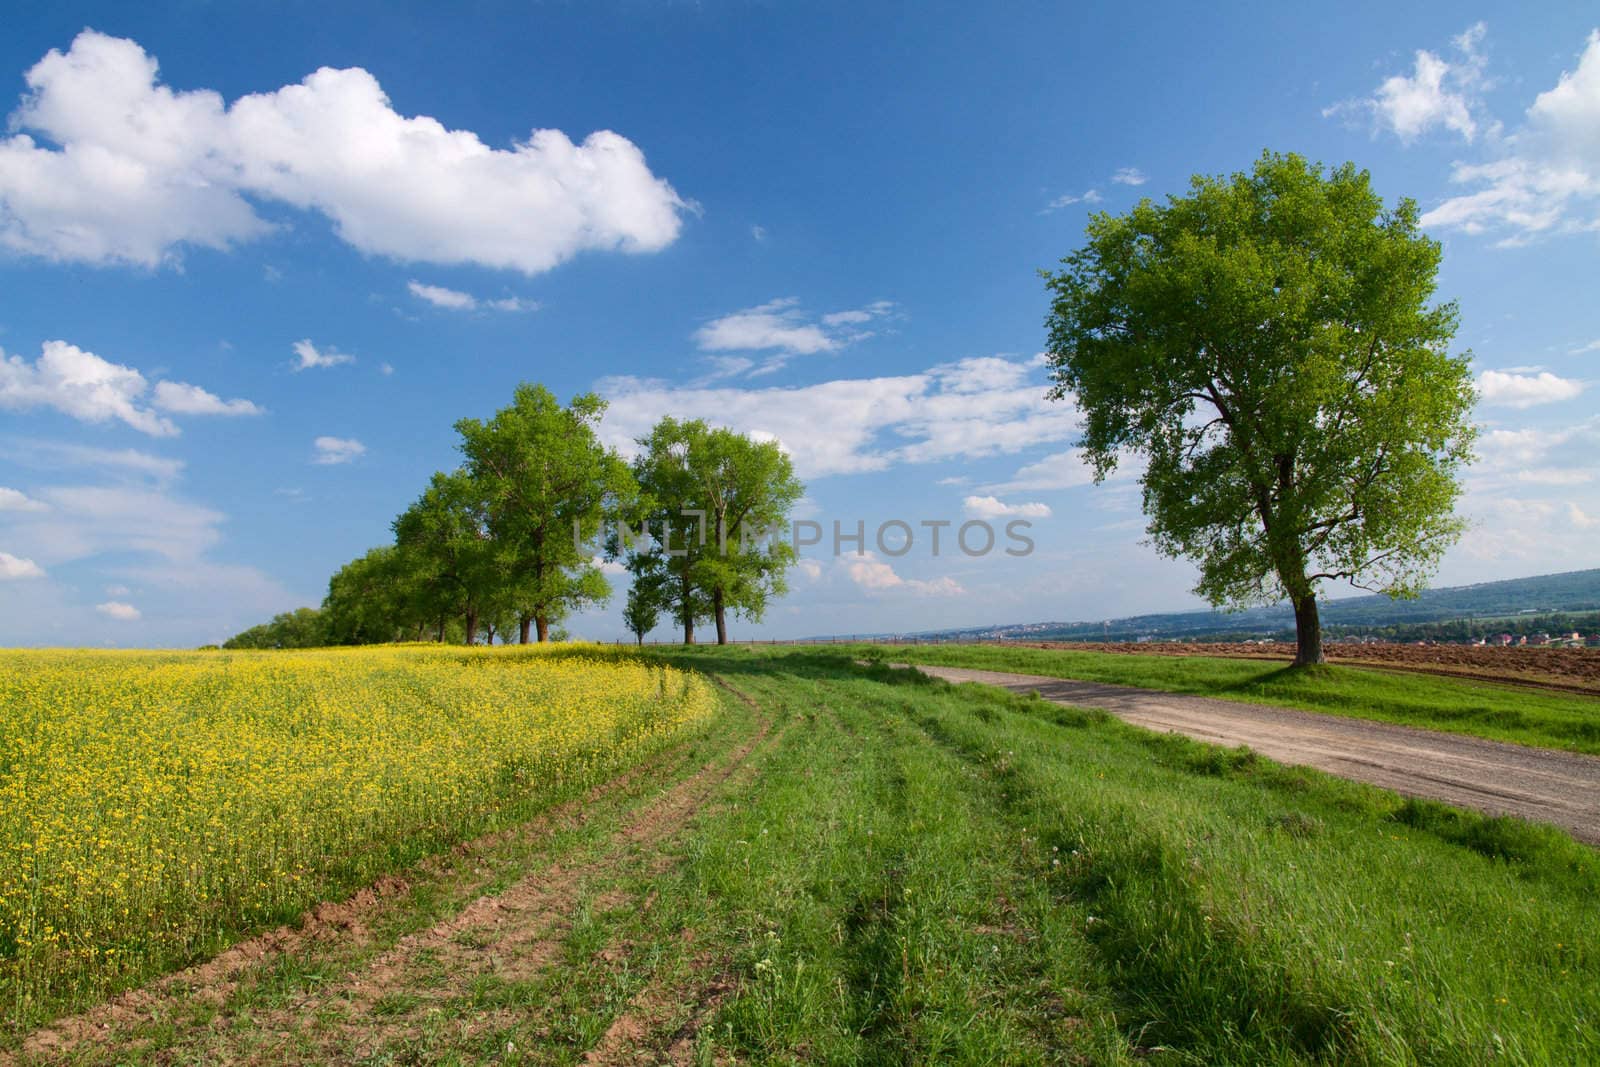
[151,380,263,416]
[599,354,1077,479]
[1111,167,1147,185]
[95,600,140,620]
[292,339,355,371]
[313,435,366,465]
[0,551,45,579]
[0,488,48,512]
[0,30,687,271]
[1414,30,1600,241]
[0,341,257,437]
[1327,22,1489,143]
[962,495,1051,519]
[1477,369,1584,408]
[693,298,897,366]
[844,552,965,597]
[407,280,538,312]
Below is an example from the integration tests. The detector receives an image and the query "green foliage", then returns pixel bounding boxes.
[221,607,327,649]
[622,583,658,644]
[455,384,632,641]
[393,469,499,642]
[625,417,804,643]
[1044,151,1477,662]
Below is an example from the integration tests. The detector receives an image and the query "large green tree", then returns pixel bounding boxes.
[626,418,803,644]
[455,385,632,643]
[1043,152,1477,666]
[322,545,421,644]
[392,470,499,644]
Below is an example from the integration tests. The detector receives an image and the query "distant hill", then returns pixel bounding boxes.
[918,568,1600,643]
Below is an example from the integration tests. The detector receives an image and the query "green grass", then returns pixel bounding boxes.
[23,646,1600,1065]
[842,641,1600,753]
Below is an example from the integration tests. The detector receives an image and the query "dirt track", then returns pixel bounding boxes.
[910,664,1600,844]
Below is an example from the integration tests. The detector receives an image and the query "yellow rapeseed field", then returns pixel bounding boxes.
[0,643,716,1025]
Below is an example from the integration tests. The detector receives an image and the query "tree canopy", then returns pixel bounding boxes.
[625,418,803,644]
[1043,151,1477,665]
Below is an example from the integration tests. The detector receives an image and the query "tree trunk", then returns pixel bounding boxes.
[536,615,550,643]
[680,569,695,644]
[1292,593,1325,666]
[635,633,644,647]
[519,615,532,644]
[713,588,728,645]
[464,611,478,646]
[435,618,446,642]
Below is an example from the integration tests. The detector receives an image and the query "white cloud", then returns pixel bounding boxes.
[1328,22,1488,143]
[0,488,47,512]
[591,554,627,576]
[292,339,354,371]
[962,495,1051,519]
[3,440,185,482]
[95,600,140,620]
[1111,167,1147,186]
[1,339,179,435]
[0,551,45,579]
[982,448,1101,493]
[1044,189,1101,212]
[844,552,965,597]
[1472,415,1600,488]
[751,224,767,242]
[1477,369,1584,408]
[599,354,1077,479]
[0,341,262,435]
[1418,30,1600,241]
[0,452,299,646]
[313,435,365,465]
[407,280,538,313]
[0,30,687,271]
[693,298,897,362]
[407,280,476,310]
[1571,339,1600,355]
[151,380,263,416]
[1570,503,1598,530]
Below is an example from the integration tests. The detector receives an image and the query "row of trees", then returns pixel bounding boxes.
[225,385,803,649]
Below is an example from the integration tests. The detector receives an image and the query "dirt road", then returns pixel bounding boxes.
[909,664,1600,844]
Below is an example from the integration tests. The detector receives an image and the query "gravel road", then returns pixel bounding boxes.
[907,664,1600,844]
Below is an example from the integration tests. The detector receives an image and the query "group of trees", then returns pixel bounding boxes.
[225,385,803,649]
[228,152,1480,666]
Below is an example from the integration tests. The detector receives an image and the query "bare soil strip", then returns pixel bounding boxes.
[909,664,1600,843]
[17,696,772,1065]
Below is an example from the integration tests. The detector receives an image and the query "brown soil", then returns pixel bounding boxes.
[1014,640,1600,695]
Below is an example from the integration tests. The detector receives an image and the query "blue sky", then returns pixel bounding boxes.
[2,2,1598,646]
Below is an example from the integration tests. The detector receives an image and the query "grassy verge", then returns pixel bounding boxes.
[843,641,1600,753]
[23,647,1600,1064]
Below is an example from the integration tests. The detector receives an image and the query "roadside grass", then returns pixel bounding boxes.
[843,641,1600,753]
[18,646,1600,1064]
[673,648,1600,1064]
